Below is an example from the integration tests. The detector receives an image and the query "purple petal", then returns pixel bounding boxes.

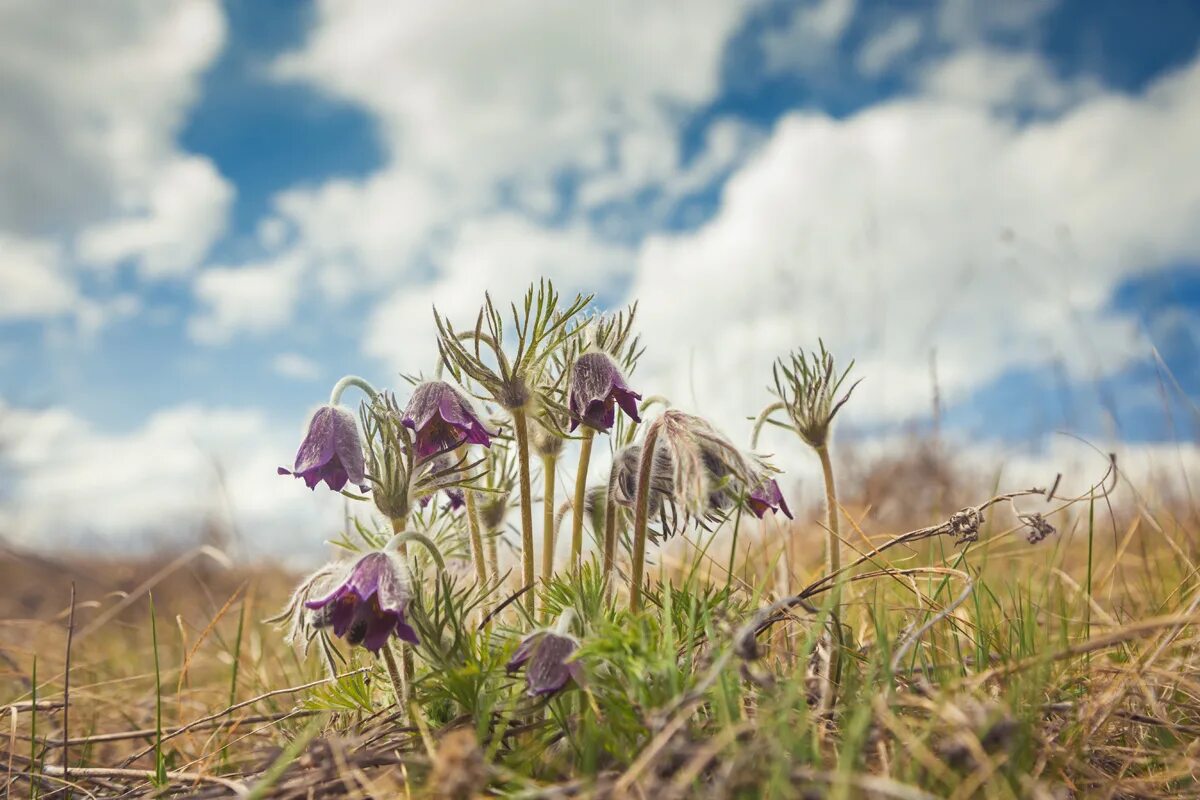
[283,406,365,491]
[328,595,356,638]
[403,382,495,458]
[444,487,466,511]
[394,611,420,646]
[506,631,546,673]
[613,386,642,424]
[524,633,579,696]
[359,609,400,653]
[747,479,793,520]
[569,353,641,433]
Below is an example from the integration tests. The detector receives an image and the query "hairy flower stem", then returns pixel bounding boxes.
[512,407,537,615]
[486,529,500,584]
[750,401,787,449]
[390,517,408,554]
[390,517,416,714]
[629,422,662,614]
[726,507,744,592]
[328,375,379,406]
[385,531,446,573]
[815,444,842,588]
[602,468,620,591]
[380,645,407,715]
[464,490,489,589]
[815,442,843,714]
[541,454,557,614]
[570,427,595,570]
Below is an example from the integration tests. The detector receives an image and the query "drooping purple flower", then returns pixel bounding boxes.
[747,478,793,520]
[278,405,367,492]
[506,631,582,696]
[304,551,418,653]
[401,381,496,458]
[568,352,641,433]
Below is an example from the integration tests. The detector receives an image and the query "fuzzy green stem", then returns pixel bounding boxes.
[629,421,662,613]
[486,527,500,584]
[385,531,446,573]
[815,442,843,714]
[541,454,557,598]
[637,395,671,414]
[750,401,788,449]
[554,607,577,636]
[328,375,379,406]
[726,506,744,592]
[570,427,595,570]
[465,490,489,589]
[815,444,841,579]
[380,645,407,714]
[387,516,415,717]
[512,407,537,615]
[602,466,620,588]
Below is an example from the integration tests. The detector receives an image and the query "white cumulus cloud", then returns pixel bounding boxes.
[189,254,305,344]
[0,0,231,295]
[627,54,1200,440]
[0,399,344,560]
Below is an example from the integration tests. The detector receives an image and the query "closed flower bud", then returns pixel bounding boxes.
[278,405,367,492]
[568,352,641,433]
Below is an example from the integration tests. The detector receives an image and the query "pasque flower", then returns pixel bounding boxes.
[507,632,580,696]
[402,381,496,458]
[507,608,582,696]
[507,631,582,696]
[304,550,419,653]
[568,352,641,432]
[747,478,793,519]
[278,405,367,491]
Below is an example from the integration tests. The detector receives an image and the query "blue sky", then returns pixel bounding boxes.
[1,0,1198,554]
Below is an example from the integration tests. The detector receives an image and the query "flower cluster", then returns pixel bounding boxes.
[268,280,945,713]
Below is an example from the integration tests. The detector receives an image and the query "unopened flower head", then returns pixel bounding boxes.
[303,549,419,653]
[277,405,367,492]
[568,352,641,433]
[531,416,566,458]
[650,409,758,521]
[771,341,860,449]
[612,442,674,519]
[402,381,497,459]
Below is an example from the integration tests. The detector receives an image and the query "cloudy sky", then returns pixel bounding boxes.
[1,0,1197,558]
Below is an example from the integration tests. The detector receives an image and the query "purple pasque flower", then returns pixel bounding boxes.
[747,478,793,520]
[304,550,418,653]
[506,630,582,696]
[278,405,367,492]
[401,381,496,458]
[568,352,641,433]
